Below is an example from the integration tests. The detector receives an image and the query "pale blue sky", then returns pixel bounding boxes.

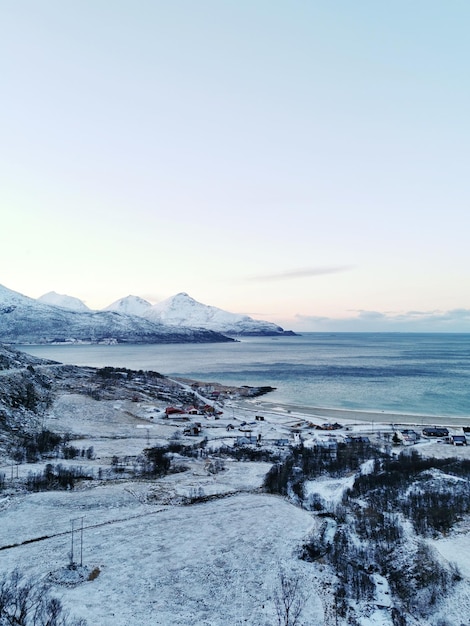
[2,1,469,331]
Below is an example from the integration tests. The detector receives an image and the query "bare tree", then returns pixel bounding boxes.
[0,569,87,626]
[273,569,307,626]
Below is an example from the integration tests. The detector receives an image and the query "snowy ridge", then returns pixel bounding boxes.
[143,292,296,336]
[41,289,296,336]
[37,291,90,312]
[0,284,232,345]
[0,284,36,307]
[104,295,152,317]
[1,283,295,341]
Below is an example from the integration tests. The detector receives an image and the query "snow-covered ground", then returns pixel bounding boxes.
[1,489,325,625]
[2,375,470,625]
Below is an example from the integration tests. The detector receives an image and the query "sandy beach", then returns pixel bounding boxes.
[232,397,470,429]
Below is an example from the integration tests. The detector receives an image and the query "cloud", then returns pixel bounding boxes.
[290,308,470,332]
[246,266,354,282]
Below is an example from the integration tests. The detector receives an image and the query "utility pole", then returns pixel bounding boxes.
[79,516,84,566]
[10,463,18,481]
[70,516,85,567]
[70,519,74,566]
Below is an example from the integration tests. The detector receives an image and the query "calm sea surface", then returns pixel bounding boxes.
[19,333,470,418]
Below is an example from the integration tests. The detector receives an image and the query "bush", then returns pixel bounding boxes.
[141,446,171,477]
[25,464,94,492]
[87,567,100,582]
[0,569,87,625]
[9,429,63,463]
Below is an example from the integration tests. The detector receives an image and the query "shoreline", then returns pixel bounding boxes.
[231,398,470,428]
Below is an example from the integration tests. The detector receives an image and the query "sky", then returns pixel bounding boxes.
[2,1,470,332]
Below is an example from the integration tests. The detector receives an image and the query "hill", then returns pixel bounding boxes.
[37,291,91,311]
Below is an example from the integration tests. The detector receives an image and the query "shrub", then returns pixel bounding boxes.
[25,464,93,492]
[0,569,87,625]
[87,567,100,582]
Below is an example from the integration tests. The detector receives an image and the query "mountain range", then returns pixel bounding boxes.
[0,285,295,344]
[106,292,296,336]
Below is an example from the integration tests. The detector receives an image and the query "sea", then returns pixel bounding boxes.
[19,333,470,419]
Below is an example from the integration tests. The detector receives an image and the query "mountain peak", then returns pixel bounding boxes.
[37,291,90,312]
[104,295,152,317]
[144,293,295,336]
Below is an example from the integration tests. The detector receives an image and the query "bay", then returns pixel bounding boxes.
[19,333,470,418]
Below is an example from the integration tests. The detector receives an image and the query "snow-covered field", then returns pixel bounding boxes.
[1,489,325,625]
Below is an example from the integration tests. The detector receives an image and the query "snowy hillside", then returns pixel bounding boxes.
[143,292,296,336]
[103,295,152,317]
[0,284,233,345]
[37,291,91,311]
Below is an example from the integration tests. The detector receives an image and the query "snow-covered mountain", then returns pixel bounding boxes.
[0,284,232,345]
[143,292,296,336]
[104,295,152,317]
[37,291,90,312]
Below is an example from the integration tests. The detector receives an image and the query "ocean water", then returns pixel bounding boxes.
[19,333,470,418]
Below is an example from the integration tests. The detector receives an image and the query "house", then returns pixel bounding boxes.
[397,429,419,444]
[422,427,449,438]
[451,435,467,446]
[202,404,223,416]
[349,436,370,444]
[183,423,202,436]
[236,435,258,446]
[165,407,185,416]
[275,438,290,447]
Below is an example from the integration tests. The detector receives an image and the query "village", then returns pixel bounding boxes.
[93,371,470,466]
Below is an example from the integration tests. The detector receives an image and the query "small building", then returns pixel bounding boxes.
[422,427,449,438]
[275,438,290,447]
[349,436,370,444]
[165,406,185,416]
[236,435,258,446]
[183,423,202,436]
[255,415,265,421]
[451,435,467,446]
[397,429,419,444]
[315,422,342,431]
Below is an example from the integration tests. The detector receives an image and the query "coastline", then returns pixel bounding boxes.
[231,398,470,428]
[17,340,470,428]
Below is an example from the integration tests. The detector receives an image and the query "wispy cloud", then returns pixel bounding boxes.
[246,266,354,282]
